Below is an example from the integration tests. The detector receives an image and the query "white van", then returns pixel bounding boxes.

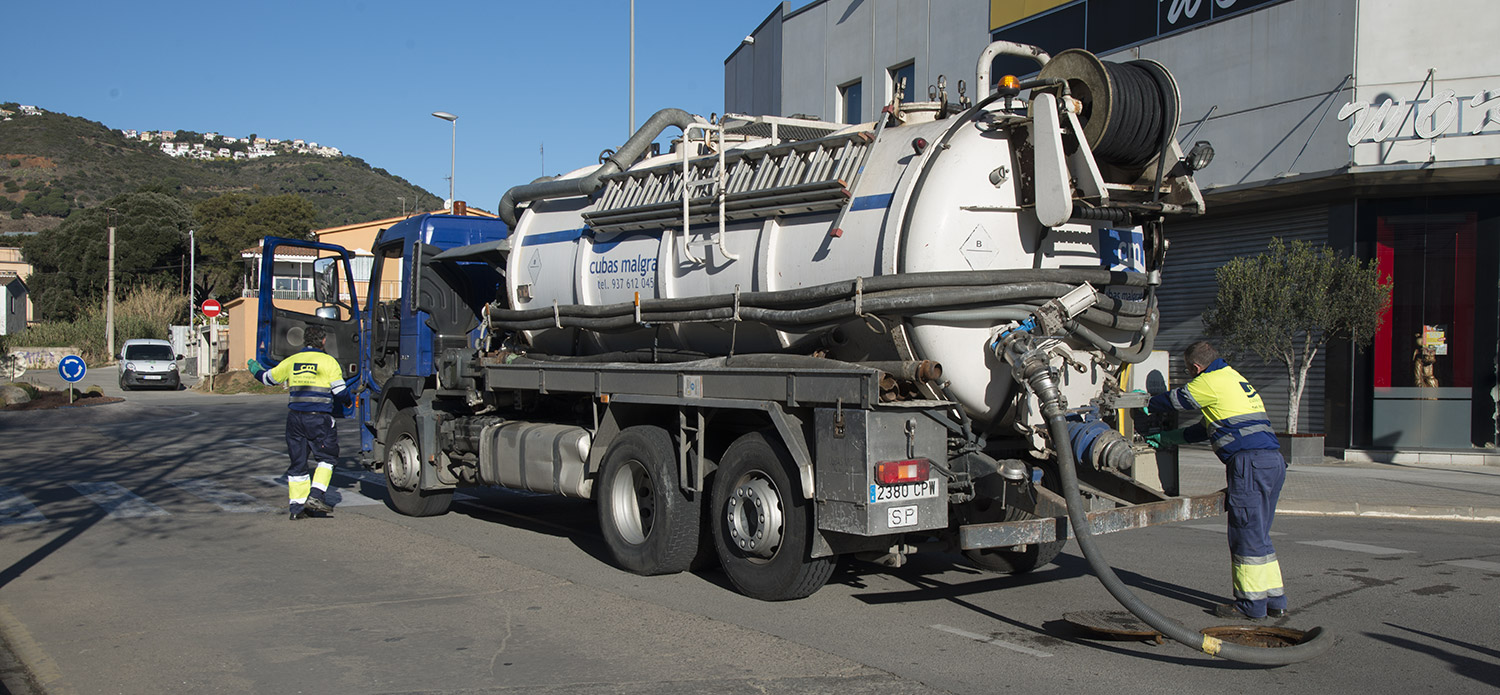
[118,339,182,390]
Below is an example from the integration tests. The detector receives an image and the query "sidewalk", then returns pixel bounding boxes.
[1175,446,1500,522]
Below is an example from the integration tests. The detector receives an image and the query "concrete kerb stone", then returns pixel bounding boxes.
[1278,501,1500,523]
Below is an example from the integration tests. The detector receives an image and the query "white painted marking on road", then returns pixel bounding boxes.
[70,482,170,519]
[0,487,47,525]
[1182,524,1285,537]
[930,624,1054,658]
[1443,559,1500,573]
[1297,540,1414,555]
[252,474,385,507]
[170,479,274,513]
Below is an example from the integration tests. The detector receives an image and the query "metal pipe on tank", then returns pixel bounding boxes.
[975,41,1051,96]
[499,108,705,227]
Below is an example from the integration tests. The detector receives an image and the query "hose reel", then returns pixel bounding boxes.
[1038,49,1181,174]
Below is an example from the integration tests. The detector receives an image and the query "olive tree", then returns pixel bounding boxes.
[1203,238,1389,434]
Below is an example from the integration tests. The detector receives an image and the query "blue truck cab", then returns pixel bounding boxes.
[256,213,509,457]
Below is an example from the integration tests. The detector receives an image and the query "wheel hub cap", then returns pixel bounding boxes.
[727,477,783,558]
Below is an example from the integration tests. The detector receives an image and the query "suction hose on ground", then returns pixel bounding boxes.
[1014,338,1334,665]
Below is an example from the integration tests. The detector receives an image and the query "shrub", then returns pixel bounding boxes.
[9,285,181,363]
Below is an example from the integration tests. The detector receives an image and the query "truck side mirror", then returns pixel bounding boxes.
[313,257,340,306]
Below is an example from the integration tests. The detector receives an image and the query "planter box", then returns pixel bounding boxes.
[1279,433,1325,465]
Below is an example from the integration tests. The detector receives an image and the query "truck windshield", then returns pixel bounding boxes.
[124,345,175,361]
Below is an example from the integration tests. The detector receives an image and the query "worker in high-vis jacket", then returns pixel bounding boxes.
[248,325,347,520]
[1145,340,1289,621]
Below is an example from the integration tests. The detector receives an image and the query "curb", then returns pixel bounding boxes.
[1278,500,1500,523]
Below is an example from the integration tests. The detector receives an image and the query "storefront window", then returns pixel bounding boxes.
[1366,198,1500,449]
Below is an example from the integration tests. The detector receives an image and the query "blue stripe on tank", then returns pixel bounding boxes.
[849,194,893,211]
[522,228,587,246]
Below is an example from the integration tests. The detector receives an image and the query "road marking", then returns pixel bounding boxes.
[170,479,274,513]
[0,487,47,525]
[930,624,1054,658]
[1297,540,1414,555]
[69,482,169,519]
[252,475,385,507]
[1182,524,1285,537]
[1443,559,1500,573]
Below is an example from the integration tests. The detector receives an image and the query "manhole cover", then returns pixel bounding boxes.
[1200,625,1308,648]
[1064,610,1163,643]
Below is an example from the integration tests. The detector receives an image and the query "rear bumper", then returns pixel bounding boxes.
[958,491,1226,549]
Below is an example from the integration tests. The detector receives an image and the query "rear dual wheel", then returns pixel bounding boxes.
[710,432,834,601]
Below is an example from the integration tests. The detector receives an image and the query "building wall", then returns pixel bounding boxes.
[1113,0,1358,192]
[1,280,24,336]
[1348,0,1500,166]
[734,0,991,122]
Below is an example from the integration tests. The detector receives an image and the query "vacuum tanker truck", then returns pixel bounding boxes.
[258,44,1223,603]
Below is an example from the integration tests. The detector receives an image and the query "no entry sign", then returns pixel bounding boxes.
[201,299,222,317]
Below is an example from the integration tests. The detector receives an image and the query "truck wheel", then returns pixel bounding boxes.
[383,408,452,517]
[963,539,1065,574]
[711,431,834,601]
[597,426,700,576]
[960,502,1065,574]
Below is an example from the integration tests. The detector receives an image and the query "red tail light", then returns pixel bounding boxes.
[875,458,931,484]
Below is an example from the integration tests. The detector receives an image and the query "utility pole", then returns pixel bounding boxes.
[106,208,117,360]
[630,0,636,138]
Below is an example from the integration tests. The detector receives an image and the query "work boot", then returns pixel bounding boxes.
[1267,607,1289,618]
[304,497,334,514]
[289,510,307,521]
[1211,603,1263,621]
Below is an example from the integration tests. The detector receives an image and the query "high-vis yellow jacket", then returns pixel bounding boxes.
[259,348,348,413]
[1149,359,1280,462]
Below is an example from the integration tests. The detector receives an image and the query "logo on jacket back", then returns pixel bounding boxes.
[292,362,319,376]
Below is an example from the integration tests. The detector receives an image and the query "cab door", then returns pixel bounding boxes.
[255,237,363,406]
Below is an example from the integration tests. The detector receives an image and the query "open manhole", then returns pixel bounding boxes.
[1200,624,1309,648]
[1064,610,1164,643]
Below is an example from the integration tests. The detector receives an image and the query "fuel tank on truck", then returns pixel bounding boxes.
[492,46,1202,432]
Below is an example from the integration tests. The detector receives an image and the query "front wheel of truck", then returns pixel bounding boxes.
[383,408,453,517]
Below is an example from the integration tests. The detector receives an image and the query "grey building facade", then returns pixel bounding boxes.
[725,0,1500,459]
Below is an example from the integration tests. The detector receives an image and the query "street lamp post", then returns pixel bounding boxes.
[431,111,457,208]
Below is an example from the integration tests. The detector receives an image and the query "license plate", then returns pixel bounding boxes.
[143,375,162,380]
[869,479,939,503]
[889,505,918,528]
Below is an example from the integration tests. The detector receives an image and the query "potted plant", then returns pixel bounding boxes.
[1203,238,1389,463]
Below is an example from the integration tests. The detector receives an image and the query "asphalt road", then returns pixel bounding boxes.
[1,381,1497,694]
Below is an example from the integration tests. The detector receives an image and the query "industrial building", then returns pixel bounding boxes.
[724,0,1500,459]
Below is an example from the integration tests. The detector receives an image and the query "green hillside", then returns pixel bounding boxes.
[0,104,443,234]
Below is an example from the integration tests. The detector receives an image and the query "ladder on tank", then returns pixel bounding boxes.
[582,129,877,257]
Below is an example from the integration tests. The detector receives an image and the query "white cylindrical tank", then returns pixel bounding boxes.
[498,55,1187,431]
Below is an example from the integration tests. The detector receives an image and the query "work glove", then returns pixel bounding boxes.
[247,359,265,378]
[1144,428,1188,449]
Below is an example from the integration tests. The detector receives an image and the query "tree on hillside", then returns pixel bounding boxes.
[194,193,318,298]
[22,191,192,321]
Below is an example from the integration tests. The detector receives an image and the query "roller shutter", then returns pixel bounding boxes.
[1154,205,1332,434]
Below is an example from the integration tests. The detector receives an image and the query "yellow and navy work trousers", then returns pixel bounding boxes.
[285,410,338,513]
[1226,448,1288,617]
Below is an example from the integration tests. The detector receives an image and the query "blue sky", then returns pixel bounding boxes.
[7,1,790,214]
